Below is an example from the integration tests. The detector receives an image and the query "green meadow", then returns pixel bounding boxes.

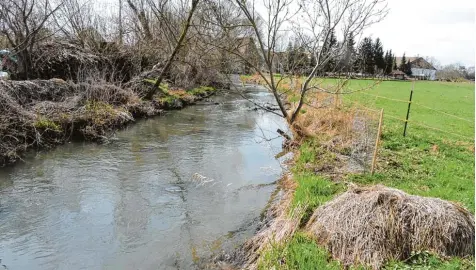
[339,80,474,139]
[258,79,475,269]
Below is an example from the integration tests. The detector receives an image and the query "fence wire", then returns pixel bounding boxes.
[342,90,474,142]
[349,109,381,173]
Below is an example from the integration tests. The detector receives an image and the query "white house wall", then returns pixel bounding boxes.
[411,68,436,80]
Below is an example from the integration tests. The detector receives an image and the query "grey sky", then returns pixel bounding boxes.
[93,0,474,67]
[364,0,475,66]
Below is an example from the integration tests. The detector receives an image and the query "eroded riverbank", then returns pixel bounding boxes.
[0,76,222,167]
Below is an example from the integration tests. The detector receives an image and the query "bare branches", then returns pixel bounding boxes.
[145,0,201,100]
[217,0,388,128]
[0,0,63,78]
[126,0,153,41]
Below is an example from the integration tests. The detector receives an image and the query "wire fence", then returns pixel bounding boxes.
[243,75,474,172]
[342,83,474,142]
[333,81,474,173]
[303,92,383,174]
[348,108,382,173]
[358,91,474,123]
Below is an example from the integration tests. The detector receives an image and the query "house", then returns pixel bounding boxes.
[395,57,437,80]
[389,70,406,80]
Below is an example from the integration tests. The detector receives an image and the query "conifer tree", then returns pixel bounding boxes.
[399,53,407,71]
[373,38,385,73]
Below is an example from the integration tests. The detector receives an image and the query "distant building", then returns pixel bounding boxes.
[395,57,437,80]
[389,70,406,80]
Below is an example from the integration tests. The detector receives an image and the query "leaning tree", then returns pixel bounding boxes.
[215,0,388,133]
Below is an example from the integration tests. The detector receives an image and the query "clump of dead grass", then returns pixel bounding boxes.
[240,73,265,84]
[289,92,357,157]
[305,185,475,269]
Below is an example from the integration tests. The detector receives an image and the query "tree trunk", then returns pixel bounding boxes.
[126,0,152,41]
[144,0,200,100]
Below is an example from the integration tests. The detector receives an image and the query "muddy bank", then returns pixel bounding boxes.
[211,174,298,269]
[0,78,221,166]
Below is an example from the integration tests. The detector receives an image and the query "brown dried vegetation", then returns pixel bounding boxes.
[0,78,216,166]
[305,185,475,269]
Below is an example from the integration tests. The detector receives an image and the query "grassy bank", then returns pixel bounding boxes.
[259,126,474,269]
[243,77,474,269]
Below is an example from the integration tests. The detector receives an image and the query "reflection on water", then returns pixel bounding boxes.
[0,87,287,270]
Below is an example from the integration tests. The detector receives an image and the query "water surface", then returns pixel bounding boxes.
[0,86,286,269]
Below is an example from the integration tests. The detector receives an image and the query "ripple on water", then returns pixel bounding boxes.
[0,86,287,270]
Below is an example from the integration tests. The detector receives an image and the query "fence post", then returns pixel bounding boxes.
[371,108,384,174]
[403,81,414,136]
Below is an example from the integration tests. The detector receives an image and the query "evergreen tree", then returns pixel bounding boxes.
[286,38,309,75]
[393,56,397,70]
[344,33,356,73]
[384,50,393,74]
[322,29,337,72]
[373,38,385,73]
[399,53,406,71]
[309,53,317,69]
[286,41,295,72]
[294,44,308,74]
[383,50,390,74]
[405,60,413,76]
[357,37,374,75]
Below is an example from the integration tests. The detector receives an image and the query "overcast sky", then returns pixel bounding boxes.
[93,0,474,66]
[363,0,475,67]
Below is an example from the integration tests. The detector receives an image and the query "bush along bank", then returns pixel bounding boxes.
[0,78,219,167]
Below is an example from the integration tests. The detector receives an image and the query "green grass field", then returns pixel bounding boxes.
[340,80,474,139]
[341,80,475,210]
[257,80,475,269]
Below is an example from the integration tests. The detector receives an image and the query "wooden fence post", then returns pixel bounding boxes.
[403,81,414,136]
[371,108,384,174]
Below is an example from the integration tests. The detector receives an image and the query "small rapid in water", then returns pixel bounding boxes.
[0,84,287,269]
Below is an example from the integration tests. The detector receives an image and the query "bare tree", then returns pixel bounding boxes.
[424,56,441,70]
[466,66,475,80]
[0,0,62,78]
[52,0,93,46]
[118,0,124,44]
[145,0,200,99]
[437,64,472,82]
[53,0,129,48]
[219,0,387,131]
[126,0,153,41]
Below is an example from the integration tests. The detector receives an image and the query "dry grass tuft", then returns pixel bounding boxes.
[305,185,475,269]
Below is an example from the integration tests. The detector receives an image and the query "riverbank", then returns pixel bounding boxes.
[227,76,475,269]
[254,134,474,269]
[0,78,219,167]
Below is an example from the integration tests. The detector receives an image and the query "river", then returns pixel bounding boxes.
[0,85,287,269]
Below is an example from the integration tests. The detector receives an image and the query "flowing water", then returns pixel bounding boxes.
[0,85,287,270]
